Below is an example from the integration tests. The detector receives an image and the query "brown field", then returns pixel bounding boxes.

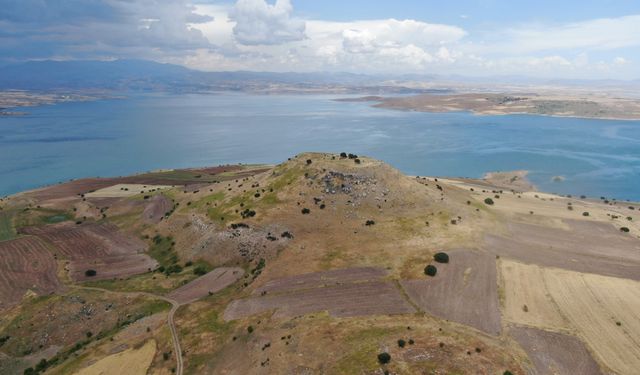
[0,236,61,310]
[401,250,501,336]
[142,194,173,223]
[69,254,158,281]
[167,267,244,305]
[499,260,640,375]
[253,266,388,295]
[224,280,415,321]
[21,222,145,259]
[73,339,156,375]
[85,184,171,198]
[485,219,640,280]
[21,222,156,281]
[510,326,602,375]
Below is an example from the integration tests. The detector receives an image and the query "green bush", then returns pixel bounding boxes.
[397,339,406,348]
[84,269,97,277]
[193,266,207,276]
[582,212,589,216]
[433,252,449,263]
[377,352,391,364]
[484,198,494,205]
[424,265,437,277]
[620,227,630,233]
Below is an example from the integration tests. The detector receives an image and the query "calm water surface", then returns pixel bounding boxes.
[1,93,639,200]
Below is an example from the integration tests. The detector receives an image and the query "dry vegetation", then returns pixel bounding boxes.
[1,153,639,374]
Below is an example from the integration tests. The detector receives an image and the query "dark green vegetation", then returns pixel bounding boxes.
[484,198,494,205]
[433,252,449,263]
[377,352,391,364]
[424,265,437,277]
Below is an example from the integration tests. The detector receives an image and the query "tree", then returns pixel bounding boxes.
[397,339,406,348]
[484,198,494,205]
[85,269,97,277]
[301,208,310,214]
[377,352,391,364]
[434,252,449,263]
[424,265,437,276]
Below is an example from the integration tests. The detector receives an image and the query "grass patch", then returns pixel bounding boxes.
[13,208,72,230]
[0,210,17,241]
[333,327,399,374]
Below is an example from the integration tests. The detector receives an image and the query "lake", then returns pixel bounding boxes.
[1,93,640,201]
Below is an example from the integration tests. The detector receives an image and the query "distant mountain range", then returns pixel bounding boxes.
[0,59,637,94]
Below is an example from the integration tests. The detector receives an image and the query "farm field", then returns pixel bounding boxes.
[509,326,602,375]
[224,279,415,320]
[499,259,640,374]
[73,339,156,375]
[167,267,243,304]
[0,211,16,241]
[401,250,501,336]
[0,236,61,310]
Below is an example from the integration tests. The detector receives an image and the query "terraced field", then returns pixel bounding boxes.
[167,267,243,304]
[224,267,415,321]
[21,222,156,281]
[0,236,61,310]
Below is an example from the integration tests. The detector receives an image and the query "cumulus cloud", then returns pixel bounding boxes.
[0,0,213,61]
[230,0,305,45]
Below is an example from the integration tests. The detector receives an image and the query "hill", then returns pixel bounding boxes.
[0,153,639,374]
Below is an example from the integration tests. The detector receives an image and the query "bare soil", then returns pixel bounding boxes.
[224,280,415,321]
[142,194,173,223]
[484,219,640,280]
[401,249,502,336]
[510,326,603,375]
[167,267,244,305]
[0,236,61,310]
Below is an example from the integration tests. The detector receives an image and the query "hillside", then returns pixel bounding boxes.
[0,153,639,374]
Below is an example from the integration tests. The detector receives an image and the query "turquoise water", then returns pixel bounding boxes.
[1,93,640,200]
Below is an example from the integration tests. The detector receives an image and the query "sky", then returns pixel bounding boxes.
[1,0,639,79]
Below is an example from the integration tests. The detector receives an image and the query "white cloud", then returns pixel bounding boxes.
[183,2,638,79]
[495,15,640,54]
[229,0,306,45]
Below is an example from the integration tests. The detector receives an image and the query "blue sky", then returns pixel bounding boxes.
[1,1,639,79]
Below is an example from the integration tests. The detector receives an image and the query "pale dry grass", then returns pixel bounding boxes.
[85,184,171,198]
[73,339,156,375]
[500,260,640,374]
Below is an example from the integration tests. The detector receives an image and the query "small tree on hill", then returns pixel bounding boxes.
[434,252,449,263]
[377,352,391,364]
[424,265,437,277]
[85,269,97,277]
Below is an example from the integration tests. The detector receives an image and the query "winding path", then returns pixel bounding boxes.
[71,286,184,375]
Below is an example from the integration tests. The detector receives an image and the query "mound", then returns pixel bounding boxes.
[401,250,501,335]
[0,236,61,309]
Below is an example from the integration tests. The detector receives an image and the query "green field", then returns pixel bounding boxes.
[0,211,17,241]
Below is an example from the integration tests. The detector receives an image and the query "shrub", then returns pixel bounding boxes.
[365,220,375,226]
[504,372,514,375]
[193,266,207,276]
[583,212,590,216]
[620,227,630,233]
[306,159,312,165]
[84,269,97,277]
[424,265,437,277]
[247,326,254,334]
[434,252,449,263]
[397,339,406,348]
[301,208,310,214]
[185,261,193,267]
[340,152,347,158]
[484,198,494,205]
[377,352,391,364]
